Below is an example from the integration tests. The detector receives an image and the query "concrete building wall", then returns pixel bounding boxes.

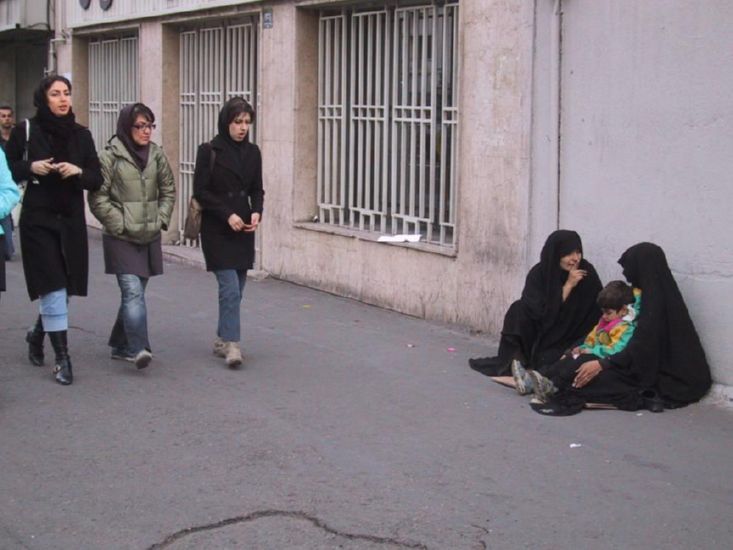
[259,0,535,334]
[53,0,733,387]
[0,42,47,120]
[531,0,733,385]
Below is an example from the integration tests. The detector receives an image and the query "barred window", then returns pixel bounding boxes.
[89,36,139,149]
[317,3,459,247]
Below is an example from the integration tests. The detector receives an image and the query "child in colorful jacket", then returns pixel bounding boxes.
[512,280,640,400]
[572,280,640,359]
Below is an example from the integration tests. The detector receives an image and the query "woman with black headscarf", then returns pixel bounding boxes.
[88,103,176,369]
[537,243,712,414]
[193,97,264,369]
[469,230,602,376]
[5,75,103,385]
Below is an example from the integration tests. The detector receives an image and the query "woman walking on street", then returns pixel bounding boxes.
[4,75,103,385]
[0,149,21,300]
[88,104,176,369]
[193,97,264,368]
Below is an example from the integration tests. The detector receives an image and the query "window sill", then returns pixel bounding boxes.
[293,222,458,258]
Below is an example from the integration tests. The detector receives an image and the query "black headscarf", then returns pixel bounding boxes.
[115,103,152,171]
[212,97,253,173]
[522,230,602,357]
[33,78,77,162]
[618,243,711,403]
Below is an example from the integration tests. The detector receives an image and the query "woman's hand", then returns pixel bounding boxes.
[31,158,55,176]
[54,162,83,179]
[573,359,602,388]
[228,213,246,231]
[562,266,588,301]
[242,212,260,232]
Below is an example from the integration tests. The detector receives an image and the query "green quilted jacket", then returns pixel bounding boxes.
[89,137,176,244]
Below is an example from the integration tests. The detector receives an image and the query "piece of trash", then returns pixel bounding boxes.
[447,347,456,352]
[377,234,422,243]
[569,443,582,448]
[636,412,644,416]
[302,304,312,309]
[406,343,415,348]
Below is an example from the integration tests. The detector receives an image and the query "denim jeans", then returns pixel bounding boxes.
[0,215,13,260]
[109,274,150,355]
[39,288,68,332]
[214,269,247,342]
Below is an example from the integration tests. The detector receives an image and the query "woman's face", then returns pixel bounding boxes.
[228,112,251,142]
[559,250,582,272]
[131,114,154,147]
[46,80,72,116]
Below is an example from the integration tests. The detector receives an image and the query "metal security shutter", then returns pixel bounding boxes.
[179,20,258,248]
[89,37,139,150]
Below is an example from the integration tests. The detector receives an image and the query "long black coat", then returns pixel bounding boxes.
[5,119,103,299]
[193,135,264,271]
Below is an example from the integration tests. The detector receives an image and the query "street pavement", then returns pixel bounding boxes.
[1,233,732,550]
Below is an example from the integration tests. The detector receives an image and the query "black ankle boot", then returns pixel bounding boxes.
[26,316,45,366]
[48,331,73,386]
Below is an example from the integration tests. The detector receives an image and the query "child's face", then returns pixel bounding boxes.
[601,306,627,322]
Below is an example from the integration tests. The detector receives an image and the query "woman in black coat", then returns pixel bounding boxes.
[469,230,603,376]
[536,243,712,415]
[5,75,103,385]
[193,97,264,369]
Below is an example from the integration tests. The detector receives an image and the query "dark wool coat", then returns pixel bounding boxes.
[193,135,264,271]
[5,119,103,299]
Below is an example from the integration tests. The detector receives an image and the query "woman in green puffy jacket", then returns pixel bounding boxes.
[88,104,176,369]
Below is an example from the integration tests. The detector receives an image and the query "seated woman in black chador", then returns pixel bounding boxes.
[469,230,602,376]
[533,242,712,415]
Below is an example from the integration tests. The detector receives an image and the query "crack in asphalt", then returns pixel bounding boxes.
[147,509,428,549]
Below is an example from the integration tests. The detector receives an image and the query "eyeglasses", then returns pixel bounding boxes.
[132,123,156,131]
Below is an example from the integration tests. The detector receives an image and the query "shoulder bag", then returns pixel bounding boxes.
[183,143,216,240]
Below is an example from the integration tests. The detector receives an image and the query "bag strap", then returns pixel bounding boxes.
[23,119,30,161]
[208,141,216,178]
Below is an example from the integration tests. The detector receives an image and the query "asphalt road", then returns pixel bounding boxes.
[1,235,731,549]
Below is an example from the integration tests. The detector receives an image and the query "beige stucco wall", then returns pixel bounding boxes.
[259,0,536,334]
[53,0,537,333]
[139,22,181,242]
[50,1,733,390]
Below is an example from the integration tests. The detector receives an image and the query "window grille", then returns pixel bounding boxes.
[89,37,139,150]
[178,20,258,246]
[318,3,459,247]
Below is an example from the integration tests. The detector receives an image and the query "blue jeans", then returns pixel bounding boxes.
[39,288,68,332]
[214,269,247,342]
[0,215,14,260]
[109,274,150,355]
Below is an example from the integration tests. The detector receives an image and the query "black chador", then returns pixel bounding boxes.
[470,230,602,376]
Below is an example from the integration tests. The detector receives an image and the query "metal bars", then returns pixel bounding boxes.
[317,3,459,247]
[88,37,139,150]
[318,14,348,226]
[178,20,258,245]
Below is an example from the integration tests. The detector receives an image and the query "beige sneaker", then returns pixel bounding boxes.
[224,341,242,368]
[212,337,226,358]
